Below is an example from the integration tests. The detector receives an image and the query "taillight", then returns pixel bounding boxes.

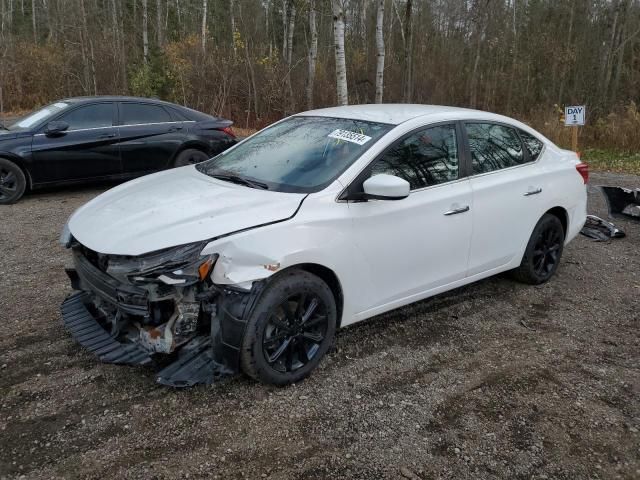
[218,126,236,138]
[576,162,589,184]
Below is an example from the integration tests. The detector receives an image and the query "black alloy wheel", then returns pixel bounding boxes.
[173,148,210,167]
[512,213,565,285]
[0,159,26,204]
[240,269,337,385]
[262,293,329,374]
[532,223,563,277]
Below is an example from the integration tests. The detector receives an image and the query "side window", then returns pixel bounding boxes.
[369,124,459,190]
[519,129,544,161]
[120,103,172,125]
[466,123,524,174]
[60,103,114,130]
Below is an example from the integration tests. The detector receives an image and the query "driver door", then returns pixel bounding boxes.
[346,123,473,315]
[30,102,121,184]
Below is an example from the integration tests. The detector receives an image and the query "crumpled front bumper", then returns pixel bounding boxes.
[61,292,233,387]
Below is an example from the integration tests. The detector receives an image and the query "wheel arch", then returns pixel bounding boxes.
[545,206,568,238]
[287,263,345,328]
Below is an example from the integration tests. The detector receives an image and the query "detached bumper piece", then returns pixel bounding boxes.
[599,186,640,221]
[61,292,152,366]
[155,337,233,388]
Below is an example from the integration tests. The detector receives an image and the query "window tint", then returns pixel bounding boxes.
[170,107,190,121]
[369,124,459,190]
[519,130,544,161]
[120,103,172,125]
[466,123,524,174]
[60,103,114,130]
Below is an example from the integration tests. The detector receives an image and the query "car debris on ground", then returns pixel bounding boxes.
[580,214,626,241]
[599,185,640,220]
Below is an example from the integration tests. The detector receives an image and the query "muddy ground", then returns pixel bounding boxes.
[1,172,639,479]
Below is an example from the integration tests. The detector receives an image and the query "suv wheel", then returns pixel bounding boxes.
[240,270,337,385]
[0,159,26,205]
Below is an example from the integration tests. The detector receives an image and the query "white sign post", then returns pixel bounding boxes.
[564,105,585,153]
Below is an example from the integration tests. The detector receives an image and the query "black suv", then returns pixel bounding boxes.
[0,96,237,204]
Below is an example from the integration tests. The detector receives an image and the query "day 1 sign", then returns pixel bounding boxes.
[565,106,586,126]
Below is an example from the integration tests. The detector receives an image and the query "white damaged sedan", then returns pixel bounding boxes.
[60,104,588,386]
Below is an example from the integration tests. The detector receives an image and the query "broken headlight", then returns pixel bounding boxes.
[106,242,217,287]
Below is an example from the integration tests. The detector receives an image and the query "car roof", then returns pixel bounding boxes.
[59,96,215,121]
[296,104,506,126]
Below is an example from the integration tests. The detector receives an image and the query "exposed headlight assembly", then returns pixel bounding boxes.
[106,242,217,286]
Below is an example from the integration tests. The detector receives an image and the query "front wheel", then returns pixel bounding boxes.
[240,270,337,385]
[512,214,565,285]
[0,158,27,205]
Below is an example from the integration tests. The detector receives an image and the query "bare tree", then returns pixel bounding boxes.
[332,0,348,105]
[142,0,149,62]
[201,0,207,53]
[375,0,385,103]
[30,0,36,42]
[306,0,318,109]
[156,0,163,47]
[402,0,413,102]
[230,0,237,56]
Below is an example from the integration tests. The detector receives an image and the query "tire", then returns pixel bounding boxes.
[0,158,26,205]
[173,149,210,168]
[240,269,337,385]
[512,213,565,285]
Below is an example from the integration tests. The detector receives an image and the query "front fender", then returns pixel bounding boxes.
[199,204,374,326]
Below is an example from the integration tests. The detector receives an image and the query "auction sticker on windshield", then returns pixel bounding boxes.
[328,129,372,146]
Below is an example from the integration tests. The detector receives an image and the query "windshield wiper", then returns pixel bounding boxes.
[210,172,269,190]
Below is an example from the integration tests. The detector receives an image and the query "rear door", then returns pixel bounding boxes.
[30,102,121,183]
[464,122,547,276]
[117,102,185,174]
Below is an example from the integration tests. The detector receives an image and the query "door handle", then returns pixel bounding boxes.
[524,188,542,196]
[168,126,183,132]
[444,205,470,216]
[98,133,116,139]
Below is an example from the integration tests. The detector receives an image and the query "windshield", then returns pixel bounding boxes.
[9,101,72,131]
[196,116,392,193]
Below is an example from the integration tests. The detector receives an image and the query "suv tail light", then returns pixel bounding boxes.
[576,162,589,184]
[218,126,236,138]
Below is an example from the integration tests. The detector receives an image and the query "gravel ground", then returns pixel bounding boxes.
[1,173,639,480]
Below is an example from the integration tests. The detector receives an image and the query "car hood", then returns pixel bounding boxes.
[68,166,306,256]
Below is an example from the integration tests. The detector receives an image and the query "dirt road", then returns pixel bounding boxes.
[1,173,638,479]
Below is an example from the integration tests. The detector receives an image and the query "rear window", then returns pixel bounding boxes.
[519,130,544,161]
[120,103,172,125]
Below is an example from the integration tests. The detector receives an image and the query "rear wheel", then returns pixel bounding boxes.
[173,149,209,168]
[0,158,26,205]
[512,214,565,285]
[240,270,337,385]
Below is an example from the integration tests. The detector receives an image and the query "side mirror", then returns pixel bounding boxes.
[362,174,410,200]
[44,121,69,136]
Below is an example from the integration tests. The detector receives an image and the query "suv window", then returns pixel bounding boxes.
[120,103,172,125]
[60,103,114,130]
[466,123,525,174]
[369,124,459,190]
[519,129,544,161]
